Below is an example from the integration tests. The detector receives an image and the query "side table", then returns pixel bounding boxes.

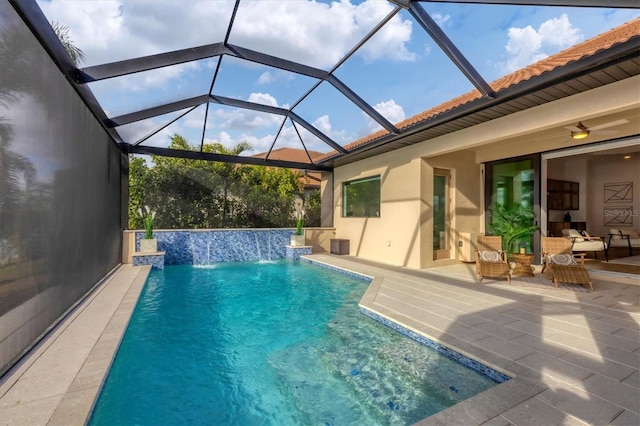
[511,253,534,277]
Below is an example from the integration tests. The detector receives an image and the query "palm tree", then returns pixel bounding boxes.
[50,21,85,65]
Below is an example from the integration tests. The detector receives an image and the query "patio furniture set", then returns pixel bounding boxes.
[475,235,593,292]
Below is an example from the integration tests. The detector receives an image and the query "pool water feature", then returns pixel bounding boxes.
[90,261,500,425]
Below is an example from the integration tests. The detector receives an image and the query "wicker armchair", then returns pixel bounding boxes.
[541,237,593,291]
[476,236,511,284]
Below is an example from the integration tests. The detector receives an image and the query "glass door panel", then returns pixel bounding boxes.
[485,155,540,259]
[434,169,450,260]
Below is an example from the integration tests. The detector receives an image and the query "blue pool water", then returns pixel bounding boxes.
[90,260,498,425]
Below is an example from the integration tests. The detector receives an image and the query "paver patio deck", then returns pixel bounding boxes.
[0,257,638,425]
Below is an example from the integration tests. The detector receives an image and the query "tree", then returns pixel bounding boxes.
[50,21,85,65]
[127,135,313,230]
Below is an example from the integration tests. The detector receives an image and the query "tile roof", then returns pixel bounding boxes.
[251,147,323,189]
[252,147,324,164]
[316,17,640,164]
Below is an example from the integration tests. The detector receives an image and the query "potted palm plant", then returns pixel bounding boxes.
[138,206,157,253]
[488,203,539,254]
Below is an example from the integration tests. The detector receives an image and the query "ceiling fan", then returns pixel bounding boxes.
[564,119,629,140]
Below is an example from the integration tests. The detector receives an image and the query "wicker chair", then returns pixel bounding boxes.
[541,237,593,291]
[476,235,511,284]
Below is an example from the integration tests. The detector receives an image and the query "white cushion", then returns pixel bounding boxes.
[609,229,622,240]
[622,229,640,239]
[562,228,584,242]
[479,250,502,262]
[572,240,606,251]
[549,253,577,266]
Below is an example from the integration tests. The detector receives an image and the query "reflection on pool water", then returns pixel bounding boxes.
[89,260,500,425]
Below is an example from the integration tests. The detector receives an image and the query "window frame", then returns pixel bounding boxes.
[341,175,381,218]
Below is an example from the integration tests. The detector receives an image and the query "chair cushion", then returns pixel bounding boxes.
[479,250,502,262]
[622,229,640,239]
[549,253,577,266]
[562,229,584,242]
[609,229,622,240]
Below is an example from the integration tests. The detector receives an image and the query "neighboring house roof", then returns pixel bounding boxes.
[316,17,640,165]
[252,148,323,189]
[252,148,324,164]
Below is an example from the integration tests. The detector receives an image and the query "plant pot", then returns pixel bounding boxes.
[290,234,305,247]
[140,238,158,253]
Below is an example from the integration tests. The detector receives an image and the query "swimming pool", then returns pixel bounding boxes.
[89,260,499,425]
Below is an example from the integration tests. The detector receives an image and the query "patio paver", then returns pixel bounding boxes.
[305,254,639,425]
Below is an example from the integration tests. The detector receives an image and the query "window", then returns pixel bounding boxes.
[342,176,380,217]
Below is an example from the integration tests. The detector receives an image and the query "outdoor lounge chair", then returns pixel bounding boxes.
[542,237,593,291]
[607,228,640,257]
[561,228,608,261]
[476,235,511,284]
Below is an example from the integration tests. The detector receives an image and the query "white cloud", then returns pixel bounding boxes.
[353,1,416,63]
[256,70,295,86]
[257,72,273,85]
[538,14,582,47]
[432,12,451,27]
[501,13,583,73]
[39,0,416,71]
[247,92,280,108]
[363,99,405,133]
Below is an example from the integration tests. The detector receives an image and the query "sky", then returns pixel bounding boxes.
[36,0,639,157]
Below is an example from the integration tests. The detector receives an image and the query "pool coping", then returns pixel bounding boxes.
[302,256,546,425]
[0,264,151,426]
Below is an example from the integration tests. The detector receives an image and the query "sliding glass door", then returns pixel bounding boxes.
[485,154,541,259]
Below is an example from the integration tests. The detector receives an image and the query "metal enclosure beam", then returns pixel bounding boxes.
[79,43,231,82]
[108,95,211,127]
[127,145,333,171]
[410,2,496,98]
[417,0,639,8]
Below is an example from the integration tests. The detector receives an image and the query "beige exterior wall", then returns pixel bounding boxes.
[319,172,334,227]
[122,230,135,264]
[303,228,336,253]
[324,76,639,269]
[333,152,423,267]
[422,151,483,268]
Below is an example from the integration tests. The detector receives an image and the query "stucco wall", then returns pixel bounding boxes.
[330,143,481,269]
[333,151,423,267]
[327,77,639,270]
[423,151,483,268]
[0,3,123,375]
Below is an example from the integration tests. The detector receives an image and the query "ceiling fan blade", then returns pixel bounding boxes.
[589,119,629,131]
[592,129,618,135]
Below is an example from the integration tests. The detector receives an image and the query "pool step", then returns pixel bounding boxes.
[269,289,496,425]
[269,339,383,425]
[321,301,457,423]
[325,300,494,402]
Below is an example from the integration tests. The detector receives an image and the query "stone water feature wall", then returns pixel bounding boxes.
[134,230,298,265]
